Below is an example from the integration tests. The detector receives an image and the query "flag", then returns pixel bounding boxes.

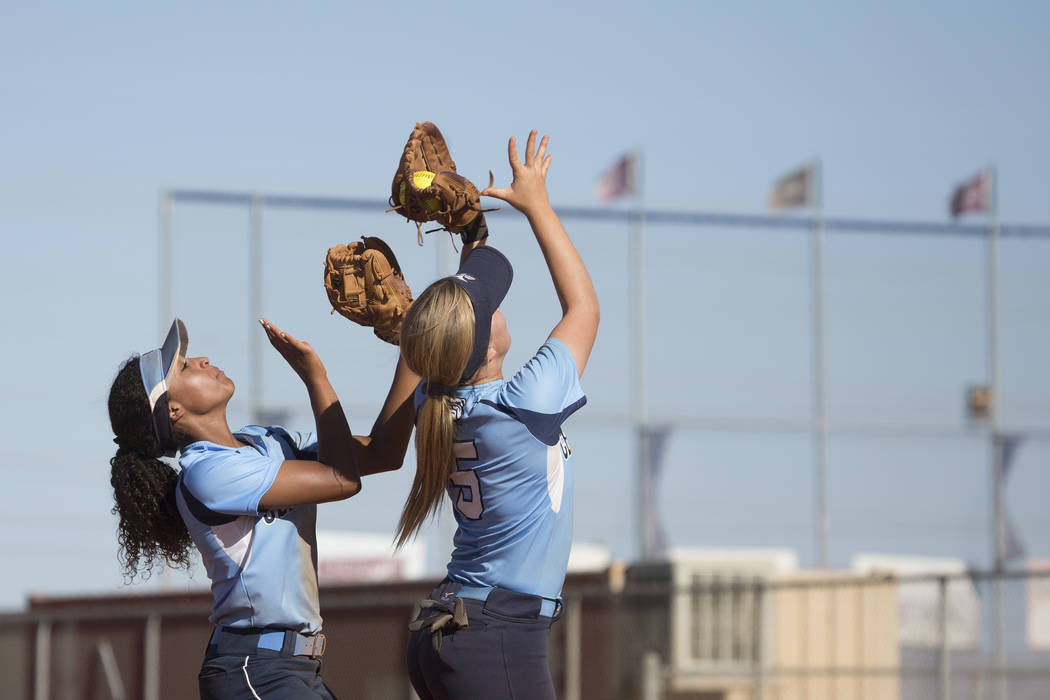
[950,169,993,218]
[639,425,671,559]
[595,153,638,202]
[768,163,817,210]
[1001,434,1026,561]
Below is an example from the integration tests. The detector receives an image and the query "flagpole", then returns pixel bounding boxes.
[987,164,1006,700]
[811,158,829,569]
[631,149,652,560]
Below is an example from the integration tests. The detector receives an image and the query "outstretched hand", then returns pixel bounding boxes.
[481,130,552,216]
[260,319,327,385]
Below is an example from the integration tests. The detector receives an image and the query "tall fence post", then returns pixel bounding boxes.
[33,620,50,700]
[249,194,264,424]
[564,597,582,700]
[938,575,950,700]
[752,578,765,700]
[641,651,661,700]
[143,614,161,700]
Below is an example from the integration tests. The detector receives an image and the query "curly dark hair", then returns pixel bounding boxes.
[108,356,193,582]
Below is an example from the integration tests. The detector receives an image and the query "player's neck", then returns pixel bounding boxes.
[177,411,243,449]
[466,358,504,386]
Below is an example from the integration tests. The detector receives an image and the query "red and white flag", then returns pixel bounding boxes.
[950,169,993,218]
[595,153,638,202]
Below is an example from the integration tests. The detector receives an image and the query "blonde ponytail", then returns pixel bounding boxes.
[395,279,475,547]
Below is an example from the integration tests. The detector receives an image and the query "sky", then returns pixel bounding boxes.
[1,1,1049,613]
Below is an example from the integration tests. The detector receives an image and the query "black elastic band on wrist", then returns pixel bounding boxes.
[460,213,489,245]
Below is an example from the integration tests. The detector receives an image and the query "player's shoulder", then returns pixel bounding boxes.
[502,339,583,403]
[178,427,273,486]
[179,441,241,477]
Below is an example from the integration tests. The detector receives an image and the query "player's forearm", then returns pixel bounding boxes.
[526,204,599,319]
[305,378,360,483]
[349,434,406,476]
[349,355,418,476]
[458,214,489,267]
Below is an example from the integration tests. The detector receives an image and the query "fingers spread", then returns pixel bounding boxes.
[524,130,537,165]
[507,136,520,167]
[536,134,548,163]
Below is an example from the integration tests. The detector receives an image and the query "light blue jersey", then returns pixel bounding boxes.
[415,338,586,601]
[175,425,323,634]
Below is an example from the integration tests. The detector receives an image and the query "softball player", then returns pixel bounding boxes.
[107,318,416,699]
[397,130,600,699]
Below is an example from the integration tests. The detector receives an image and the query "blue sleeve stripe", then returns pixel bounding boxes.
[178,475,238,527]
[479,396,587,446]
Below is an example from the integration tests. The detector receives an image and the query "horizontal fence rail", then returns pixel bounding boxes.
[167,189,1050,238]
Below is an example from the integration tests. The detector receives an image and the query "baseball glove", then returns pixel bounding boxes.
[324,236,413,345]
[387,121,495,243]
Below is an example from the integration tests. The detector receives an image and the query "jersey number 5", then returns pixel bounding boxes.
[449,440,483,520]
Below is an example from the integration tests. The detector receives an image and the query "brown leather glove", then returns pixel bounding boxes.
[388,121,494,242]
[323,236,413,345]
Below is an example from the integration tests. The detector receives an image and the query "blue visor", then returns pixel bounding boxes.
[139,319,188,456]
[450,246,513,383]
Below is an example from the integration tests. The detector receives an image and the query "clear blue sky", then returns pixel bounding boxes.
[1,1,1049,609]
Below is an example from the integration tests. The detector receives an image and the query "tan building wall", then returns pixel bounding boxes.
[768,571,899,700]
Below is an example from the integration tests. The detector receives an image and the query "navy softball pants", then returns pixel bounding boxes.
[198,629,337,699]
[407,582,560,700]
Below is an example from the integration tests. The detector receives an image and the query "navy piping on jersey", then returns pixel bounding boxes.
[178,477,237,526]
[479,396,587,446]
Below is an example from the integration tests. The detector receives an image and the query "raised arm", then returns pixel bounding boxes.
[458,214,490,267]
[482,131,600,376]
[351,353,420,477]
[256,320,361,509]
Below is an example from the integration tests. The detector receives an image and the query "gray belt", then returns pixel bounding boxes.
[209,627,327,659]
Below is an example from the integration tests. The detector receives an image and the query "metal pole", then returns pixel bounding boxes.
[641,651,661,700]
[250,194,264,423]
[632,151,651,560]
[33,620,50,700]
[986,165,1006,700]
[752,579,765,700]
[143,614,161,700]
[158,189,175,592]
[564,598,582,700]
[811,160,830,569]
[159,190,174,333]
[938,575,951,700]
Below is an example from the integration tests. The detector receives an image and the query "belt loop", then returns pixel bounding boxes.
[281,630,297,658]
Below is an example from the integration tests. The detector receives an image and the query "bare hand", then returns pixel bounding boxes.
[481,130,552,216]
[260,319,327,385]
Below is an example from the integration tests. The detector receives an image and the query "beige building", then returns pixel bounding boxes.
[621,549,900,700]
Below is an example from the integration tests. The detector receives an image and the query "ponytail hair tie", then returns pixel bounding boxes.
[424,382,457,398]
